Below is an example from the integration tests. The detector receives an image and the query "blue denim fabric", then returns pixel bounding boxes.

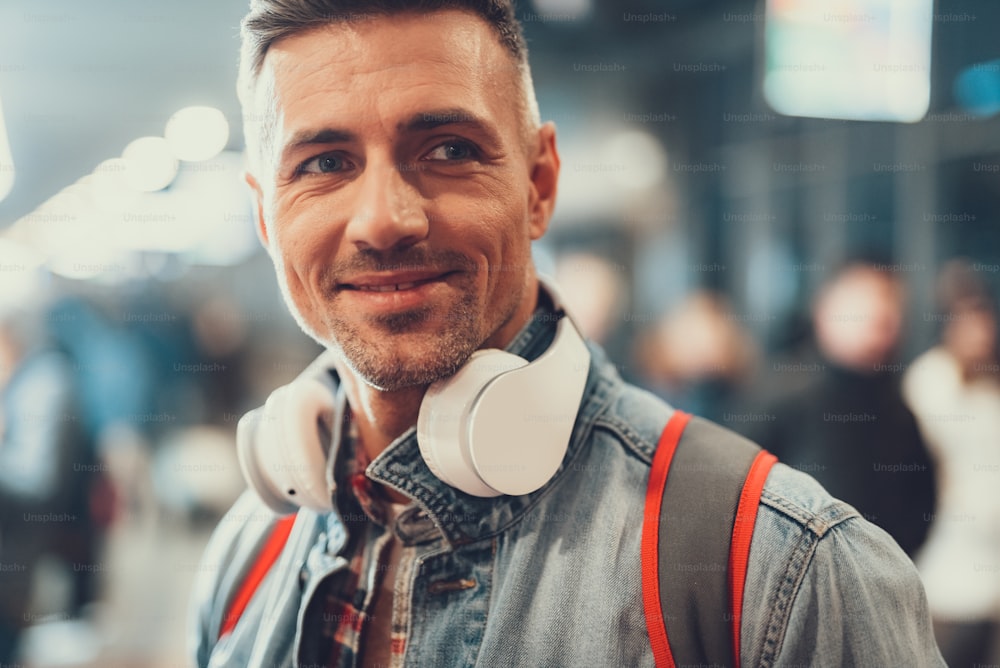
[190,312,945,667]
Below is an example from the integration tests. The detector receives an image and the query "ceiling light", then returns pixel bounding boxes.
[122,136,179,192]
[165,106,230,162]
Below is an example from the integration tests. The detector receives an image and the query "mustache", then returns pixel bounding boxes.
[321,247,479,285]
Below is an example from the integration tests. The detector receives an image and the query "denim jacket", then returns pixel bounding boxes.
[190,307,946,667]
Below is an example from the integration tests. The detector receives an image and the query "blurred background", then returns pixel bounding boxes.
[1,0,999,666]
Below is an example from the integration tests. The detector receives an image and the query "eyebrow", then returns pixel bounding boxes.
[278,107,500,167]
[280,128,356,165]
[400,108,494,134]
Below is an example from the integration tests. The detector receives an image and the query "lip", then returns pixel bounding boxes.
[336,270,457,313]
[339,270,453,292]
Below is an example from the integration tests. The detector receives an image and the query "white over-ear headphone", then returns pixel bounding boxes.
[236,352,341,515]
[416,309,590,497]
[237,280,591,514]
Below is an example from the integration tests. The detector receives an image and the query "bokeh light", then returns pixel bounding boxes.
[122,136,179,192]
[164,106,230,162]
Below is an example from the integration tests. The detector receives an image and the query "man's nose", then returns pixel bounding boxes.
[345,162,429,252]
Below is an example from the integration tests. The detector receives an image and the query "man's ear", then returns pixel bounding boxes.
[527,122,559,240]
[245,171,270,249]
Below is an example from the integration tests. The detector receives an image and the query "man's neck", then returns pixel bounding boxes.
[339,373,426,464]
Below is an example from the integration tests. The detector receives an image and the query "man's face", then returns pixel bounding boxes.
[246,10,558,391]
[815,268,903,371]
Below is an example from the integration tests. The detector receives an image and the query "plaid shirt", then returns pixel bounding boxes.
[314,418,411,668]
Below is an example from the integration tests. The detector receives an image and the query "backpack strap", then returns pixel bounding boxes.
[218,514,297,639]
[642,411,777,667]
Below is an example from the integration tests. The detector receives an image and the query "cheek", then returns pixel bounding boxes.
[272,224,311,281]
[273,194,343,264]
[484,183,533,254]
[429,184,527,257]
[268,206,339,313]
[464,213,531,283]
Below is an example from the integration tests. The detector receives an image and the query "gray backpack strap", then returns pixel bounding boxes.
[644,411,773,667]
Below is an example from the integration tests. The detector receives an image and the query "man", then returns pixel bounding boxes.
[191,1,945,665]
[737,262,937,557]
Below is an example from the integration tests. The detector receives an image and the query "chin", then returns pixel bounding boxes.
[339,328,480,392]
[351,350,469,392]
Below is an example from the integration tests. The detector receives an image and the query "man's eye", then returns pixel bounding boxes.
[425,141,478,162]
[299,153,349,174]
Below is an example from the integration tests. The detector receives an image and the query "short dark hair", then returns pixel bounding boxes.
[240,0,528,82]
[237,0,539,170]
[936,258,998,317]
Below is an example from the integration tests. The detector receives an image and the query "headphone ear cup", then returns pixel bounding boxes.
[418,308,591,498]
[417,349,528,497]
[237,378,335,514]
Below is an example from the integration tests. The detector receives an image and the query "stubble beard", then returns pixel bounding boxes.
[279,246,524,392]
[328,287,486,392]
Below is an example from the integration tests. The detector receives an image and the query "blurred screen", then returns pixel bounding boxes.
[764,0,934,122]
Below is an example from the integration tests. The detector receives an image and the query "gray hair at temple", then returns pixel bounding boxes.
[236,0,542,172]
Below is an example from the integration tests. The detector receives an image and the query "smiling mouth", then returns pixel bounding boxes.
[353,280,425,292]
[341,273,453,293]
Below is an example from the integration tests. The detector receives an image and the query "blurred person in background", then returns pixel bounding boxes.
[634,290,757,423]
[903,260,1000,667]
[738,260,936,557]
[47,297,153,528]
[0,306,97,661]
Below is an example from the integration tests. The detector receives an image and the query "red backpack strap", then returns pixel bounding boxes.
[728,450,777,660]
[642,411,777,668]
[218,514,297,639]
[642,411,691,668]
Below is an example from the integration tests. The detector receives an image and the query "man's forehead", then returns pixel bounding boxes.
[261,9,511,91]
[244,9,530,170]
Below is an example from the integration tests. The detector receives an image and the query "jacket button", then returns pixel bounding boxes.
[427,578,477,594]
